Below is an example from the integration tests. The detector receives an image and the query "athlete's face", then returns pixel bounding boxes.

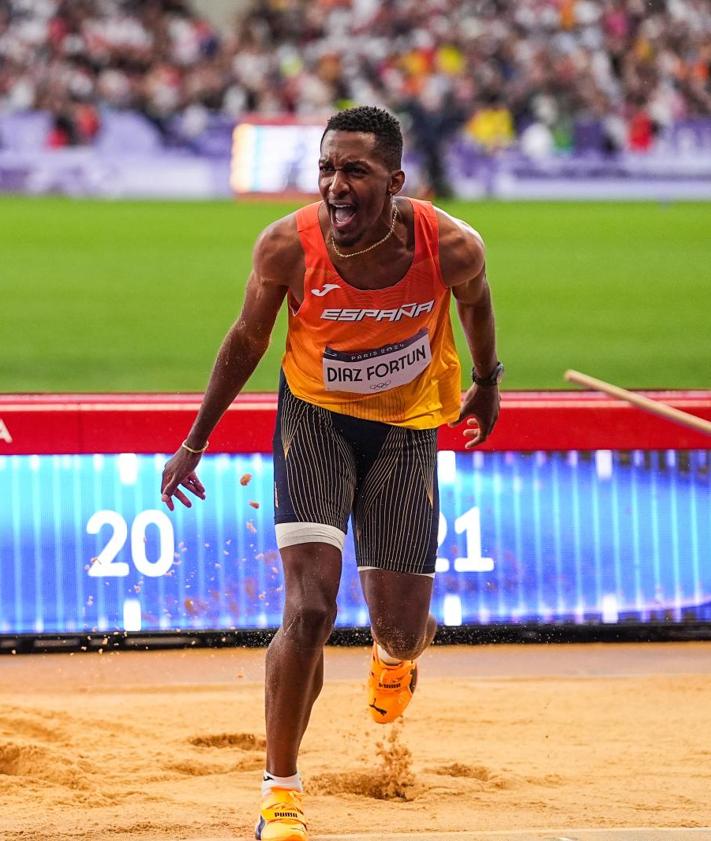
[318,130,404,247]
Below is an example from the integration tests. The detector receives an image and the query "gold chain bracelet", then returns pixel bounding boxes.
[181,439,209,454]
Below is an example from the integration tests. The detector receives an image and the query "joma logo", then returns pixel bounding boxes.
[311,283,341,297]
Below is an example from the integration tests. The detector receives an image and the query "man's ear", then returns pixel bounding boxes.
[388,169,406,195]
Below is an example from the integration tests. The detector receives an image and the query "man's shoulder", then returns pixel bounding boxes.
[253,211,304,281]
[432,204,485,251]
[255,211,301,256]
[432,205,486,287]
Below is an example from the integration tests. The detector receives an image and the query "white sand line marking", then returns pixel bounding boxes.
[179,831,711,841]
[177,828,711,841]
[313,829,711,841]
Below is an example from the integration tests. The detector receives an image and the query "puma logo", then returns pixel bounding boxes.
[311,283,340,297]
[369,700,388,717]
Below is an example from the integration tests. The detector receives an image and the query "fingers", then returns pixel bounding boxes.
[173,488,192,508]
[462,417,489,448]
[161,476,177,509]
[162,486,192,509]
[161,470,204,510]
[189,473,206,495]
[181,476,206,500]
[463,422,483,448]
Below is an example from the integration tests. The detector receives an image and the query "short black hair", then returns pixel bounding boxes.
[322,106,403,170]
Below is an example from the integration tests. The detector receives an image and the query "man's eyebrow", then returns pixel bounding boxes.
[318,157,371,167]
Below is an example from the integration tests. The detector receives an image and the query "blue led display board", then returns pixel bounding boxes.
[1,450,710,634]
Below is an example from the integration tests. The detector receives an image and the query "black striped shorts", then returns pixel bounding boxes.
[273,374,439,575]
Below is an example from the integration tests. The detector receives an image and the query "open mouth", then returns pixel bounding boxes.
[329,202,357,231]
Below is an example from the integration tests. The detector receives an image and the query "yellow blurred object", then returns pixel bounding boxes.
[436,44,465,75]
[465,106,515,151]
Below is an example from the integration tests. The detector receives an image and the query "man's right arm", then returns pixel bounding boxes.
[182,255,288,450]
[161,218,300,509]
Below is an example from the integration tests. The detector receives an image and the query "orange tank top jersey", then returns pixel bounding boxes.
[281,198,461,430]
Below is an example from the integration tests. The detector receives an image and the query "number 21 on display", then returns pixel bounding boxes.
[436,507,494,573]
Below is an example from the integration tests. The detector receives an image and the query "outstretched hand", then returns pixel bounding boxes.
[161,449,206,511]
[448,384,500,448]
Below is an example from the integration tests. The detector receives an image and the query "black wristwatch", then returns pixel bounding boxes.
[472,361,504,388]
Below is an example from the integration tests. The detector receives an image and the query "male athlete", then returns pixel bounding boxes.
[161,106,502,841]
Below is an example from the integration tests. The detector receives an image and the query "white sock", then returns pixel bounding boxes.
[377,643,402,666]
[262,771,302,797]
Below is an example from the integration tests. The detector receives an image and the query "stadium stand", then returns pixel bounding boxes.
[1,0,709,149]
[0,0,709,197]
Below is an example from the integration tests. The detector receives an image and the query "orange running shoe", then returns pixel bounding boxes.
[367,643,418,724]
[255,788,307,841]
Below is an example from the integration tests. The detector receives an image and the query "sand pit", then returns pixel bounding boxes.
[1,643,710,840]
[180,833,711,841]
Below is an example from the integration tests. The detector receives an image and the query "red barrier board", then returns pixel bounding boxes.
[1,391,710,455]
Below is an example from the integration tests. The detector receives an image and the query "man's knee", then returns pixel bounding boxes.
[372,624,425,661]
[282,599,337,647]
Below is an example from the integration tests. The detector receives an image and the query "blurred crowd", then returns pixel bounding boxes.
[1,0,709,172]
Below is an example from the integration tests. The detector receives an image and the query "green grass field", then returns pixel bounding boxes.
[2,196,709,392]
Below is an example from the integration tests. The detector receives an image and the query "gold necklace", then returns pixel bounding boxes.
[330,203,399,259]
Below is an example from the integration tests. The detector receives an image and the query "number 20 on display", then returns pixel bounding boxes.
[86,510,174,578]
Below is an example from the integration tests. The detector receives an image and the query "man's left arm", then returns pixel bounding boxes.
[437,211,501,447]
